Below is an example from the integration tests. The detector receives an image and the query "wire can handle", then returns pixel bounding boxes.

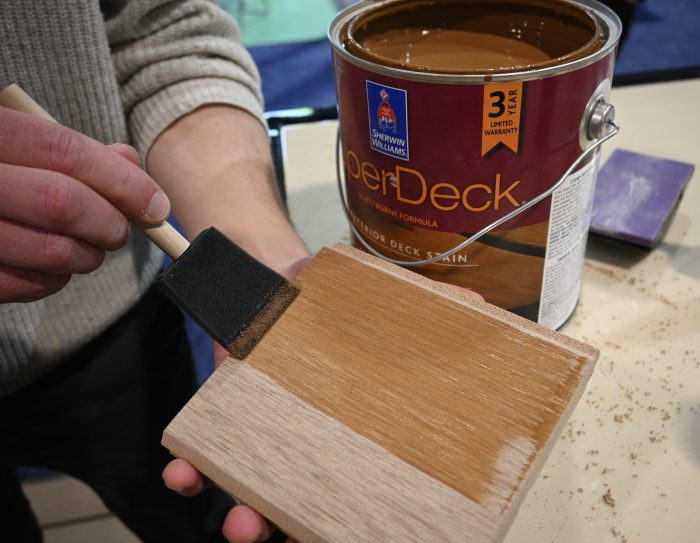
[335,99,620,268]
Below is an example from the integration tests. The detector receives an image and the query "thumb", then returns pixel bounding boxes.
[107,143,171,225]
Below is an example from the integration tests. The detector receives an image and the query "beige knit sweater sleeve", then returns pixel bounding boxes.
[102,0,265,157]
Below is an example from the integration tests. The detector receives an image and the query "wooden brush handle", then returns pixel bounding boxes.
[0,83,190,260]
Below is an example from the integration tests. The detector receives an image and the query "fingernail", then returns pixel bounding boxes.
[146,191,170,222]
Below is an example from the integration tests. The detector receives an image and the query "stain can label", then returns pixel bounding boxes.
[539,158,598,327]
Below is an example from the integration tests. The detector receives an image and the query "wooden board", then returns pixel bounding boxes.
[162,243,598,543]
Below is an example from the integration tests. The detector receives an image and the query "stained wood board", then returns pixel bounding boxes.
[162,243,599,543]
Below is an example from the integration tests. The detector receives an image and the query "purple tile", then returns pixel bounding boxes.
[590,149,694,248]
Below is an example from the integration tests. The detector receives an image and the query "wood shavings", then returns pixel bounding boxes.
[602,489,616,507]
[611,527,628,542]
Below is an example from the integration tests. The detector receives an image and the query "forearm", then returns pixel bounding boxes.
[146,104,309,273]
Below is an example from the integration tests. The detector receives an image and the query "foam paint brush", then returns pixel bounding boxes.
[0,84,299,358]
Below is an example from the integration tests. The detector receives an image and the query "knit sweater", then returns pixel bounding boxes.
[0,0,264,396]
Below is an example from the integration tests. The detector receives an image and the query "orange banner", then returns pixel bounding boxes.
[481,82,523,156]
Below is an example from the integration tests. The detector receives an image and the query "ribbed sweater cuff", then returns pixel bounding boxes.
[128,77,266,159]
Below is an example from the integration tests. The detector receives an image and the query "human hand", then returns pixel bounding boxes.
[0,107,170,303]
[164,254,310,542]
[163,459,298,543]
[447,284,484,301]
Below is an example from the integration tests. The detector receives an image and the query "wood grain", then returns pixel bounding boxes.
[163,243,598,543]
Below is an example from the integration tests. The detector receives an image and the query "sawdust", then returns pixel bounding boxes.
[611,527,629,542]
[602,489,616,507]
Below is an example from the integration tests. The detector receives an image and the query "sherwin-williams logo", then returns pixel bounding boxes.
[367,81,409,161]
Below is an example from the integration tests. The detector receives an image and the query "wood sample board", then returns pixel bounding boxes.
[163,244,598,543]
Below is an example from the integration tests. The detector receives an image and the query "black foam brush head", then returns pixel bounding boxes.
[156,227,300,358]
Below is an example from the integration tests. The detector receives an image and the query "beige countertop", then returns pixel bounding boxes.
[280,78,699,542]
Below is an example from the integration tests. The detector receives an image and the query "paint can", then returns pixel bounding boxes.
[329,0,621,328]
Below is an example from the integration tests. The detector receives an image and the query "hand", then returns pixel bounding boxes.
[164,253,310,542]
[0,107,170,303]
[163,459,298,543]
[448,284,484,301]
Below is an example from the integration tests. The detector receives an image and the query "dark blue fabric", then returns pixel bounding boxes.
[250,40,337,112]
[615,0,700,75]
[250,0,700,112]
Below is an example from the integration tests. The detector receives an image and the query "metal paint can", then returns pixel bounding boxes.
[329,0,621,328]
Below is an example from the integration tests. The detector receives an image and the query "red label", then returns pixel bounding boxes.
[334,54,616,234]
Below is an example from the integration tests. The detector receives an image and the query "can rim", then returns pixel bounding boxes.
[328,0,622,84]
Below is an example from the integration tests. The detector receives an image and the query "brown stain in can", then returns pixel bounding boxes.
[360,28,553,72]
[345,0,600,73]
